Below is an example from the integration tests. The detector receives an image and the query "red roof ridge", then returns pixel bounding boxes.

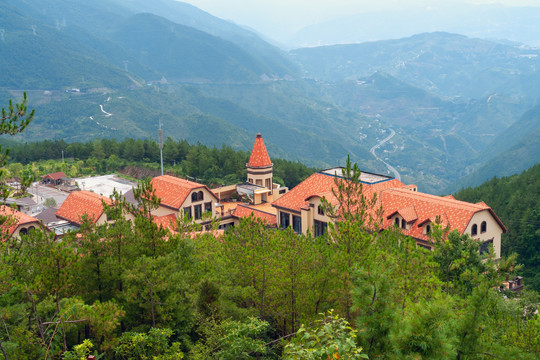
[383,188,490,212]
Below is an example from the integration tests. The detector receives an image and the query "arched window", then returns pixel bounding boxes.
[481,221,487,233]
[401,219,406,229]
[471,224,478,236]
[19,228,28,236]
[394,217,400,226]
[318,205,324,216]
[197,191,203,201]
[426,224,431,234]
[191,192,197,202]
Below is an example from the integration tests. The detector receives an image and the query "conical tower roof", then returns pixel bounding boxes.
[247,133,272,168]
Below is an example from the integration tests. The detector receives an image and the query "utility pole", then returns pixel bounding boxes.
[158,122,164,176]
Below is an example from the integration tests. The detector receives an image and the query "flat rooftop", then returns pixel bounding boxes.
[319,167,393,184]
[73,174,136,198]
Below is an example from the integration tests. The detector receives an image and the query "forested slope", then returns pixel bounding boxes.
[455,163,540,290]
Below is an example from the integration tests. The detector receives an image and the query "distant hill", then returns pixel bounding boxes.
[447,105,540,192]
[107,13,270,83]
[290,32,540,99]
[0,0,135,89]
[288,4,540,48]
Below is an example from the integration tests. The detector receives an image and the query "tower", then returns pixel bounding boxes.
[247,133,273,192]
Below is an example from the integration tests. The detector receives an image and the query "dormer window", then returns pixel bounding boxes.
[318,205,324,216]
[197,191,203,201]
[425,224,431,234]
[471,224,478,236]
[394,217,400,227]
[481,221,487,233]
[191,192,197,202]
[401,218,407,230]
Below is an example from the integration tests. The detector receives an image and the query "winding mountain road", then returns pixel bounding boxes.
[369,128,402,181]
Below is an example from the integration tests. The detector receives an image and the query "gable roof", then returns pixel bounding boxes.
[56,191,112,225]
[42,172,67,180]
[381,188,506,242]
[232,204,277,226]
[0,205,41,236]
[153,213,178,232]
[150,175,217,210]
[247,133,272,168]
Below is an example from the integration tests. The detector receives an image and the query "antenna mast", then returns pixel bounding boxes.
[158,122,164,176]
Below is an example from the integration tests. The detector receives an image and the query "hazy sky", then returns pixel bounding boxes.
[181,0,540,40]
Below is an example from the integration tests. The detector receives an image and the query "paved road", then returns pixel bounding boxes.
[27,182,69,208]
[369,129,402,181]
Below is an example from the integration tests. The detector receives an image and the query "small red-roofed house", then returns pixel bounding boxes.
[56,190,115,226]
[150,175,219,226]
[42,172,67,186]
[0,205,44,240]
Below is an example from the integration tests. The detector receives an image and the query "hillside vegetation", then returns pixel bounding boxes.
[455,163,540,291]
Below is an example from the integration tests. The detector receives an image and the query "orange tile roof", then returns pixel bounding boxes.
[153,213,178,232]
[389,206,418,223]
[272,172,405,214]
[150,175,216,210]
[233,204,277,226]
[381,188,506,242]
[0,205,41,236]
[42,171,67,180]
[247,133,272,168]
[56,191,112,225]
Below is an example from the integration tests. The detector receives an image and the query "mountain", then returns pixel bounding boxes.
[107,13,270,83]
[1,1,538,194]
[290,32,540,99]
[289,4,540,48]
[0,0,135,89]
[447,105,540,192]
[16,0,298,80]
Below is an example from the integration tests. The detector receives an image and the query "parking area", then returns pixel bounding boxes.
[73,174,136,197]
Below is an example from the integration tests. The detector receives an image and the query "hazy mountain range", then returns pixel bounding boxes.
[1,0,538,194]
[287,4,540,48]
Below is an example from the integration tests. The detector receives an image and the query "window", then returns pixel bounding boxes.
[480,239,493,255]
[314,220,327,237]
[318,205,324,216]
[394,217,400,226]
[194,204,202,220]
[19,228,28,236]
[184,207,192,219]
[481,221,487,233]
[418,244,432,251]
[191,192,197,202]
[293,215,302,234]
[197,191,204,201]
[280,212,290,229]
[425,224,431,234]
[256,179,262,186]
[265,179,271,189]
[401,218,407,229]
[471,224,478,236]
[279,189,287,194]
[205,202,212,214]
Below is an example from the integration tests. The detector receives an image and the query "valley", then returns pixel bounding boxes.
[0,0,538,194]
